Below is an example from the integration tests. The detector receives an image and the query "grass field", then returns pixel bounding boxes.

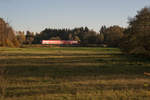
[0,47,150,100]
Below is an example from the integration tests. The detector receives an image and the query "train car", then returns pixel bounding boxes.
[42,40,79,45]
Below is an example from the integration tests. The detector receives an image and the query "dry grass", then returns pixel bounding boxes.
[0,47,150,100]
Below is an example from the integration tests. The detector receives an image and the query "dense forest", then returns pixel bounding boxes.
[20,25,124,47]
[0,7,150,56]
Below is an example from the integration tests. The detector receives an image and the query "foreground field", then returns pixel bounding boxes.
[0,47,150,100]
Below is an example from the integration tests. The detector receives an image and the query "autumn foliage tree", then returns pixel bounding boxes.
[0,18,20,47]
[16,31,26,45]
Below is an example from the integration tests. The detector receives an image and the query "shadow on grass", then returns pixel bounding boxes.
[113,54,150,62]
[4,63,150,79]
[0,52,149,78]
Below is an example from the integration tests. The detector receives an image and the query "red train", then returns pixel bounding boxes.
[42,40,79,45]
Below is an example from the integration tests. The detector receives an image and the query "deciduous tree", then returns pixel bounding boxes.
[120,7,150,56]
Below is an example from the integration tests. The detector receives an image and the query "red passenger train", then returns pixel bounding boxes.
[42,40,79,45]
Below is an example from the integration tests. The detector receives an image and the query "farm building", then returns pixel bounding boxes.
[42,40,79,45]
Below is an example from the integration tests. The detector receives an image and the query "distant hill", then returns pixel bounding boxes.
[0,18,20,47]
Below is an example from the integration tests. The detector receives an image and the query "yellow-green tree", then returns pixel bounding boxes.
[0,18,20,47]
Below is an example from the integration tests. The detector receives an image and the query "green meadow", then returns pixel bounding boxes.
[0,47,150,100]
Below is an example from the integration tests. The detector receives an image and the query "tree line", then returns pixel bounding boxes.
[16,25,124,47]
[0,7,150,56]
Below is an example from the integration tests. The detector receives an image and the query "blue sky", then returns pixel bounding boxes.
[0,0,149,32]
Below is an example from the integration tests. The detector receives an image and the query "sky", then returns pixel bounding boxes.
[0,0,150,33]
